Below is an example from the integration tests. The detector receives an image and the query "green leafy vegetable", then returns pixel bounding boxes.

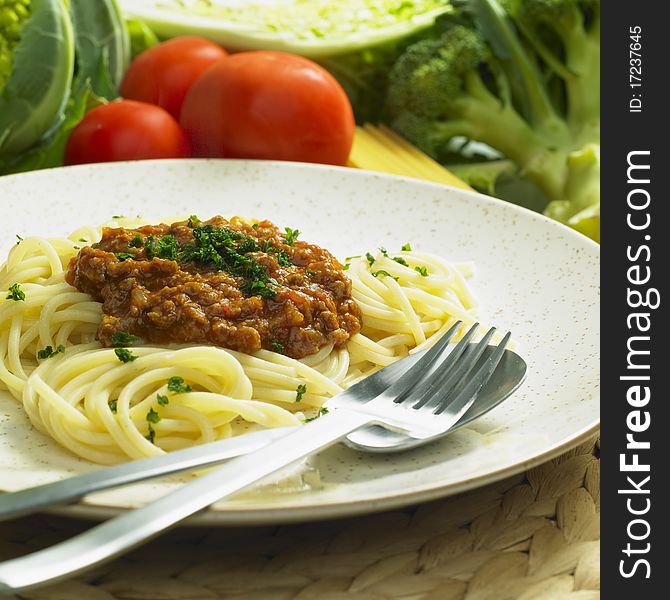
[115,252,135,261]
[0,0,74,161]
[167,376,192,393]
[366,252,375,266]
[125,17,158,59]
[128,234,143,248]
[115,348,137,363]
[401,243,412,251]
[295,384,307,402]
[37,344,65,359]
[157,394,169,406]
[393,256,408,266]
[109,400,117,413]
[414,266,428,276]
[6,283,25,301]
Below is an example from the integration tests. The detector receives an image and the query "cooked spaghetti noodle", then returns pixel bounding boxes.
[0,218,480,464]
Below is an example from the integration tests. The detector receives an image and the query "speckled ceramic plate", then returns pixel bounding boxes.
[0,160,599,524]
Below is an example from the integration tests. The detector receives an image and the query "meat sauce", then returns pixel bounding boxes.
[66,216,362,359]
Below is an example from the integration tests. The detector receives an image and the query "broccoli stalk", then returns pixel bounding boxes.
[386,0,600,240]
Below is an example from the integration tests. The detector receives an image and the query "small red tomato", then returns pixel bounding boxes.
[64,100,190,165]
[120,36,227,119]
[180,51,355,166]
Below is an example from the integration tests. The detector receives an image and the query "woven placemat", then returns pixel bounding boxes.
[0,436,599,600]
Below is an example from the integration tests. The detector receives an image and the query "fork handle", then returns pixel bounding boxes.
[0,408,373,594]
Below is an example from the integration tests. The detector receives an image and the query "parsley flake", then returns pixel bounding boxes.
[6,283,25,301]
[146,423,156,444]
[128,234,143,248]
[295,384,307,402]
[115,252,135,261]
[37,345,65,360]
[284,227,301,246]
[401,243,412,251]
[111,331,141,347]
[167,376,192,393]
[187,215,200,228]
[146,408,161,424]
[393,257,409,266]
[414,266,429,277]
[366,252,375,266]
[379,247,388,256]
[79,238,88,243]
[304,406,329,422]
[115,348,138,363]
[343,263,350,270]
[157,394,169,406]
[109,400,118,413]
[372,270,399,281]
[155,235,178,260]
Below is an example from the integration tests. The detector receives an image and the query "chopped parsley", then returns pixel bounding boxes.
[414,266,429,277]
[295,384,307,402]
[115,348,138,363]
[79,238,88,243]
[251,223,259,230]
[401,243,412,251]
[144,235,157,258]
[269,340,285,354]
[372,270,399,281]
[366,252,375,267]
[275,249,292,268]
[284,227,301,246]
[15,234,23,244]
[6,283,25,301]
[128,234,143,248]
[178,225,277,298]
[37,345,65,360]
[146,423,156,444]
[379,247,388,256]
[304,406,329,422]
[111,331,141,347]
[109,400,118,413]
[393,257,409,266]
[187,215,200,227]
[167,376,192,393]
[115,252,135,261]
[343,263,350,270]
[156,235,178,260]
[146,408,161,424]
[157,394,169,406]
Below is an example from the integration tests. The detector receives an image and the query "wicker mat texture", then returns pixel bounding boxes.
[0,436,599,600]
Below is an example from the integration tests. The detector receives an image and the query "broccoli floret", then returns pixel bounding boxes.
[386,0,600,240]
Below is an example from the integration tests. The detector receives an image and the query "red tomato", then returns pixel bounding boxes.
[180,51,355,166]
[64,100,190,165]
[120,36,227,119]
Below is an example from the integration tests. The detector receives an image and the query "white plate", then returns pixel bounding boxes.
[0,160,599,524]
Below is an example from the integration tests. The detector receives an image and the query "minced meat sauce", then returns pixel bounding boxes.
[65,216,362,359]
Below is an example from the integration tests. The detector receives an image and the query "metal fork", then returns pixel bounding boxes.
[0,322,512,593]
